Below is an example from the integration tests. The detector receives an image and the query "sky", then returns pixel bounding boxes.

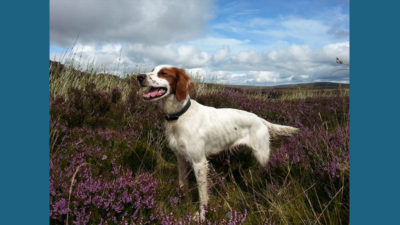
[50,0,349,86]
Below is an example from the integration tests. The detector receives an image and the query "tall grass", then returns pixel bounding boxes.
[49,61,349,224]
[50,61,132,100]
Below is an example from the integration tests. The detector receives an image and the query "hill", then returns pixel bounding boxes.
[225,82,349,90]
[50,60,349,89]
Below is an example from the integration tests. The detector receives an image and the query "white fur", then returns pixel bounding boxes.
[141,66,298,220]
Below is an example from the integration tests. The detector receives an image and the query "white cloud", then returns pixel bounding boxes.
[51,41,349,84]
[267,45,312,62]
[50,0,349,85]
[318,42,350,62]
[188,37,250,49]
[213,47,230,64]
[248,71,292,83]
[300,74,310,79]
[187,68,207,79]
[231,50,263,65]
[50,0,213,46]
[207,71,247,84]
[210,41,349,84]
[176,46,211,67]
[125,44,212,68]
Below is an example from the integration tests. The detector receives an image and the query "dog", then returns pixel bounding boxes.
[137,65,298,220]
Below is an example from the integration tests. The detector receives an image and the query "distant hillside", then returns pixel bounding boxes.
[272,82,349,88]
[223,82,348,91]
[50,60,349,90]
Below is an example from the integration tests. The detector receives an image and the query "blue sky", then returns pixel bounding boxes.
[212,0,348,47]
[50,0,349,85]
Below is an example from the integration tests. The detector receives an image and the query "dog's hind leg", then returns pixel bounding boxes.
[249,126,271,167]
[252,143,271,167]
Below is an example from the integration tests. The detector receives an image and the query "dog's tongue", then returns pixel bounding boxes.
[143,92,150,98]
[150,90,158,98]
[143,88,165,99]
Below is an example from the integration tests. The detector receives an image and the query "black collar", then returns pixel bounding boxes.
[164,99,191,121]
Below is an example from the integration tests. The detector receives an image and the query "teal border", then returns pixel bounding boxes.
[350,0,400,224]
[0,1,49,224]
[1,0,400,224]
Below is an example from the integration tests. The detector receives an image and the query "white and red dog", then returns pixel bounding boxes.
[137,65,298,220]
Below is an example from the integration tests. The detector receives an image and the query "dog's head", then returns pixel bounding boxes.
[137,65,195,102]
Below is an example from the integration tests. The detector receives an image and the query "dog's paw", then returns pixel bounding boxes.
[193,211,206,222]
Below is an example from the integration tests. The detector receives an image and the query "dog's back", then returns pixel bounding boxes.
[165,99,298,166]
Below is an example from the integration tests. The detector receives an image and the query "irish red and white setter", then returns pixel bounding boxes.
[137,65,298,220]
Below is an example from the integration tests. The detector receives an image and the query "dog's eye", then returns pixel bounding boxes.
[160,71,167,75]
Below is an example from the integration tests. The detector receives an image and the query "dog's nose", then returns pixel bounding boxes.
[137,74,146,83]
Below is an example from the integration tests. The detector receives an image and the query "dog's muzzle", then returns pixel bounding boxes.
[137,74,146,86]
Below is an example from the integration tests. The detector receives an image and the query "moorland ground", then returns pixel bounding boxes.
[49,61,349,224]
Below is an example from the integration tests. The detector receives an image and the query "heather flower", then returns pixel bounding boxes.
[50,74,349,224]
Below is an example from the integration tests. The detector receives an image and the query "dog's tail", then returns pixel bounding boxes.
[262,119,299,137]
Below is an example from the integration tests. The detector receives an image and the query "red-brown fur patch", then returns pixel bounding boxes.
[157,67,194,101]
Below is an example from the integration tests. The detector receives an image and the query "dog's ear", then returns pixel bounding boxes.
[175,68,194,102]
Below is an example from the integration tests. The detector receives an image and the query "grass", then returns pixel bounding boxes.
[49,60,349,224]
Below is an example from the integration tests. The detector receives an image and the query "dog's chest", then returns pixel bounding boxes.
[164,122,187,152]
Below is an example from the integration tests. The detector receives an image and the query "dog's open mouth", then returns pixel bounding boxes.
[143,87,167,100]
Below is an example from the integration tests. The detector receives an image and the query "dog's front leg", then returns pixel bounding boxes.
[176,154,190,189]
[192,158,209,221]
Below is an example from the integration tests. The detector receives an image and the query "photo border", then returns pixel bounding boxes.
[0,1,49,224]
[350,0,400,224]
[3,0,400,224]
